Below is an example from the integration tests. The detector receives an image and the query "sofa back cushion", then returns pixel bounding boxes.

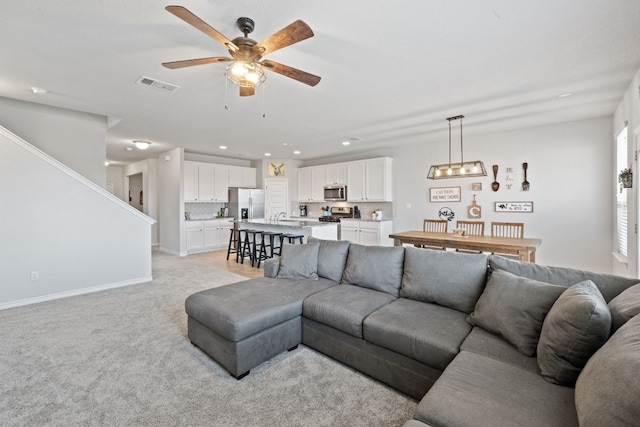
[275,242,320,280]
[400,247,488,313]
[489,255,638,302]
[467,269,566,356]
[575,313,640,426]
[341,244,405,296]
[537,280,611,386]
[307,237,350,283]
[608,283,640,333]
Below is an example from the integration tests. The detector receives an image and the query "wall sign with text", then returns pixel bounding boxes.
[429,186,461,203]
[494,201,534,213]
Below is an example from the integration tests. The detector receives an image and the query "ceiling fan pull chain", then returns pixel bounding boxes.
[224,74,229,110]
[262,83,266,118]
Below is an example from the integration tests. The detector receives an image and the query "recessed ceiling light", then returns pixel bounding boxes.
[342,141,351,146]
[133,140,151,150]
[558,93,572,98]
[219,145,227,150]
[30,87,48,95]
[293,150,301,155]
[282,143,288,146]
[125,147,133,151]
[264,152,271,156]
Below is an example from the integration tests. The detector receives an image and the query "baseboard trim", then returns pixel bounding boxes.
[0,276,153,311]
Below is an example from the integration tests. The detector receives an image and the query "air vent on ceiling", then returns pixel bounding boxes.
[135,76,181,93]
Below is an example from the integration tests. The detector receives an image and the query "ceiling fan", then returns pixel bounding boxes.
[162,5,321,96]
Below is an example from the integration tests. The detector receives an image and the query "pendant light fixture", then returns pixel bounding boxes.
[427,115,487,179]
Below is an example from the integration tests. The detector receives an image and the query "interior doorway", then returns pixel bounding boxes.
[265,178,288,220]
[128,172,144,212]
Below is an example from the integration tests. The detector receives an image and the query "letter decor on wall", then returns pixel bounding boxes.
[495,201,534,212]
[429,186,461,202]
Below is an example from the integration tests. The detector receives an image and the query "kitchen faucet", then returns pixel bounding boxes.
[276,211,287,223]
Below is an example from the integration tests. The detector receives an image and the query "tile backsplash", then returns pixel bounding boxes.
[185,202,227,220]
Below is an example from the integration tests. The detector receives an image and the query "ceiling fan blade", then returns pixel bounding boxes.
[254,20,314,57]
[162,57,232,69]
[165,5,238,52]
[261,60,321,87]
[239,86,255,97]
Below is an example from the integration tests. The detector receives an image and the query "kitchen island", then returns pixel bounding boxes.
[236,219,338,241]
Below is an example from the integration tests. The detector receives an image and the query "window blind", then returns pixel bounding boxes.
[616,127,628,257]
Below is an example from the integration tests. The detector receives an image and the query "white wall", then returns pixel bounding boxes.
[158,148,184,255]
[390,117,613,273]
[612,68,640,277]
[0,96,106,186]
[106,165,124,199]
[0,127,154,309]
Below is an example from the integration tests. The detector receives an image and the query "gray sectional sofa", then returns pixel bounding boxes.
[185,238,640,427]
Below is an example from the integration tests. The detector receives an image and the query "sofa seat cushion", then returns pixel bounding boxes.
[575,314,640,427]
[185,277,337,342]
[415,351,578,427]
[302,284,396,338]
[489,255,638,302]
[400,247,488,313]
[460,327,540,374]
[341,244,405,296]
[364,298,472,371]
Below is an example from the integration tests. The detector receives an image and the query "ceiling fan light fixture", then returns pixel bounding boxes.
[226,61,265,87]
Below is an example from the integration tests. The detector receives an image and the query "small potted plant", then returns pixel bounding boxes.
[618,167,632,193]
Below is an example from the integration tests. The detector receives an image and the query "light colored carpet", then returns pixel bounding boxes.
[0,250,417,426]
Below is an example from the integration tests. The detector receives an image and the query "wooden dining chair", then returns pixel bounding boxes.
[490,222,524,259]
[491,222,524,239]
[454,220,485,253]
[418,219,448,250]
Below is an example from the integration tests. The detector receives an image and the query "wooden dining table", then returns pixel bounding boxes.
[389,230,542,262]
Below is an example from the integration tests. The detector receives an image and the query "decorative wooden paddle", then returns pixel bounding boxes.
[491,165,500,191]
[467,195,481,218]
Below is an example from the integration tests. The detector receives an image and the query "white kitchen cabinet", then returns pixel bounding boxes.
[297,166,325,202]
[340,220,393,246]
[184,161,199,202]
[186,219,234,254]
[185,161,229,202]
[346,157,393,202]
[229,166,256,188]
[325,164,347,185]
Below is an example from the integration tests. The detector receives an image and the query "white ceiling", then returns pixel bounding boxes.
[1,0,639,165]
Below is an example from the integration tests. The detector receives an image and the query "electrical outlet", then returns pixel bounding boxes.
[30,271,39,281]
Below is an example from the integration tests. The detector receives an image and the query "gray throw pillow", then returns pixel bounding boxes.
[537,280,611,386]
[276,242,320,280]
[307,237,350,282]
[400,247,488,313]
[341,244,405,296]
[467,269,565,356]
[608,283,640,333]
[575,314,640,426]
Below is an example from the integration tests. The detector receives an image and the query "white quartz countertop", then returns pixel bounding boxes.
[340,218,393,222]
[236,219,337,228]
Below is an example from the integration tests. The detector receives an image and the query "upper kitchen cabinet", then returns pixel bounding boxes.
[228,166,257,188]
[325,164,347,185]
[297,166,325,202]
[184,161,229,202]
[347,157,393,202]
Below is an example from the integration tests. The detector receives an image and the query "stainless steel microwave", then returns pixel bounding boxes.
[324,185,347,201]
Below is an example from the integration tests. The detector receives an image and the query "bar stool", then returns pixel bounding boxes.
[240,229,262,267]
[256,231,281,268]
[226,228,242,262]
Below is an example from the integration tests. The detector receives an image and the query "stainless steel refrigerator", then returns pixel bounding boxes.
[228,188,265,220]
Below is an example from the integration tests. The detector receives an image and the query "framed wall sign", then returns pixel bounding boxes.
[495,201,534,213]
[268,163,285,176]
[430,186,461,202]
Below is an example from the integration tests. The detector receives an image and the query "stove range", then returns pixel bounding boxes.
[318,206,354,223]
